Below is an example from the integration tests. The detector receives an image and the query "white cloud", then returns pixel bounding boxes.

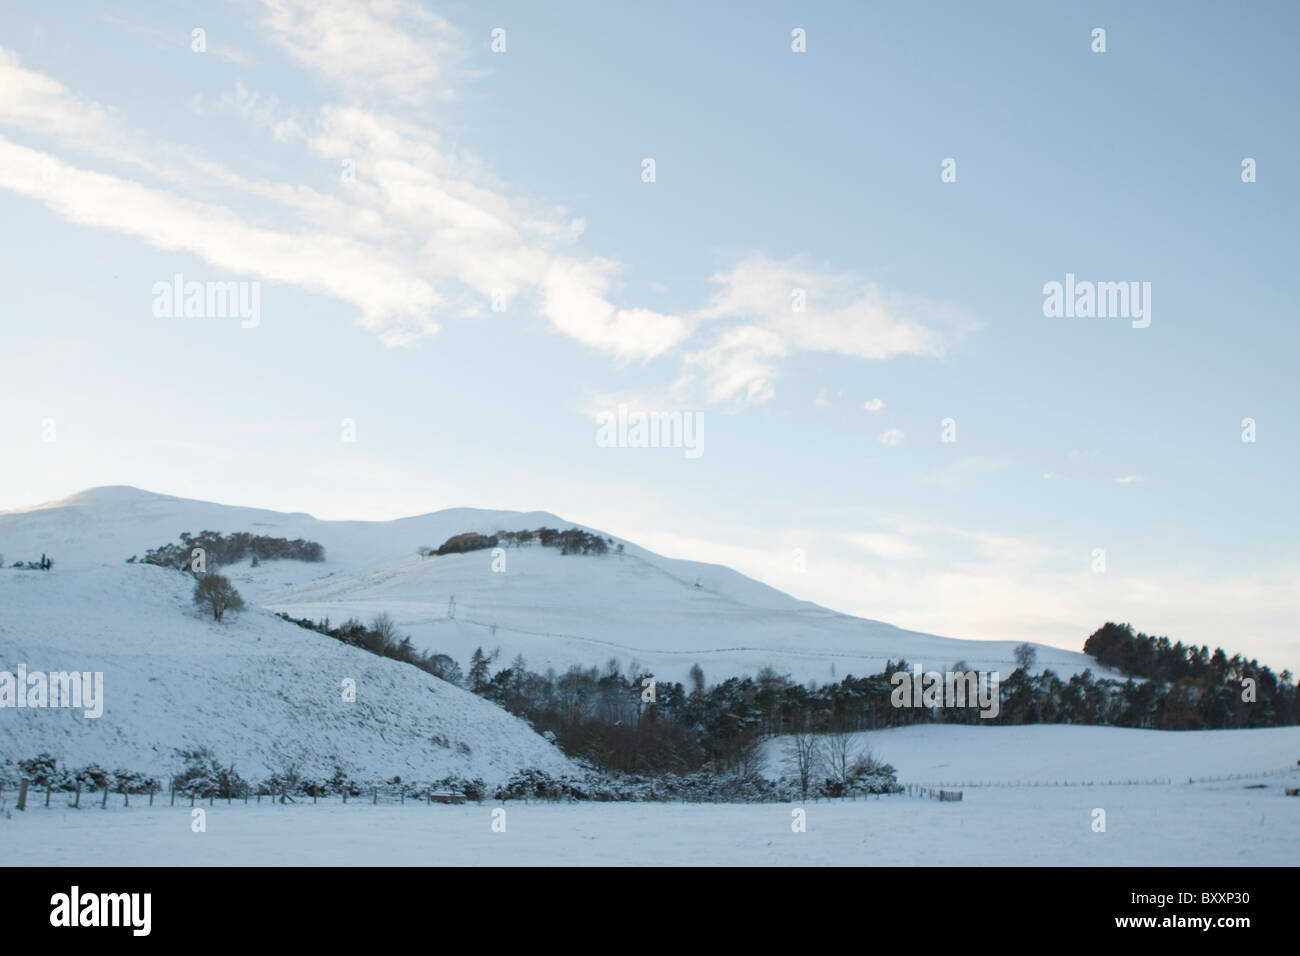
[685,254,979,405]
[863,398,885,412]
[0,46,687,358]
[258,0,459,105]
[697,255,979,359]
[0,136,443,344]
[878,428,905,447]
[0,23,978,386]
[681,325,786,405]
[1116,475,1145,484]
[538,259,689,361]
[215,82,302,142]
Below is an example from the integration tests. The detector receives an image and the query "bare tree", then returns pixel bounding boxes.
[371,613,401,645]
[823,731,857,790]
[193,574,245,623]
[731,728,768,779]
[1014,643,1038,672]
[786,733,820,799]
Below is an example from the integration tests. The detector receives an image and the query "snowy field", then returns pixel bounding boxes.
[3,776,1297,866]
[765,725,1300,787]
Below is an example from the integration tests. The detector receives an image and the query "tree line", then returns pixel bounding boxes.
[274,613,1298,777]
[140,530,325,568]
[418,527,621,558]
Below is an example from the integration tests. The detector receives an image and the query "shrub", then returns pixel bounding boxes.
[435,533,499,556]
[172,748,247,798]
[194,574,245,622]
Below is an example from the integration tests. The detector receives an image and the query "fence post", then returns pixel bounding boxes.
[46,783,52,808]
[171,782,176,807]
[74,782,81,809]
[190,791,195,807]
[124,786,129,808]
[342,789,347,804]
[149,782,155,806]
[372,786,377,805]
[101,785,109,809]
[17,778,29,811]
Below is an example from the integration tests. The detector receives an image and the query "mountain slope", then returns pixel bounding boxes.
[0,562,576,784]
[0,486,1115,684]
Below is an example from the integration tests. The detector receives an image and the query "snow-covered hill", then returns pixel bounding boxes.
[0,562,576,784]
[0,486,1113,685]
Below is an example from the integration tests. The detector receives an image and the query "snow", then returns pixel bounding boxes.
[3,486,1296,866]
[763,724,1300,786]
[0,563,576,785]
[3,777,1296,865]
[1,486,1120,685]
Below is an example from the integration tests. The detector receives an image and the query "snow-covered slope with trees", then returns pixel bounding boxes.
[0,562,576,785]
[0,486,1113,686]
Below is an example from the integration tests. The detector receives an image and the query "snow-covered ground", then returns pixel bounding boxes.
[4,723,1295,866]
[763,724,1300,787]
[1,486,1116,684]
[0,563,576,784]
[3,776,1295,865]
[4,486,1296,866]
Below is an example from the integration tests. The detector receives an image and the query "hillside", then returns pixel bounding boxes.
[0,486,1114,685]
[0,562,576,785]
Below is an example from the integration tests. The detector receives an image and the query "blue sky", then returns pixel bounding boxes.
[1,1,1297,671]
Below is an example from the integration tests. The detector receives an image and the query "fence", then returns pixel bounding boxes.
[0,778,476,812]
[905,766,1297,789]
[903,784,962,801]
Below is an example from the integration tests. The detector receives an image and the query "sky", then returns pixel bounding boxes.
[1,1,1297,673]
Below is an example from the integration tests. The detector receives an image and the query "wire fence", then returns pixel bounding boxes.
[0,778,477,813]
[906,766,1297,789]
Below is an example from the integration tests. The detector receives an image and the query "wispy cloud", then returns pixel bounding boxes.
[0,4,979,391]
[680,254,980,406]
[258,0,460,105]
